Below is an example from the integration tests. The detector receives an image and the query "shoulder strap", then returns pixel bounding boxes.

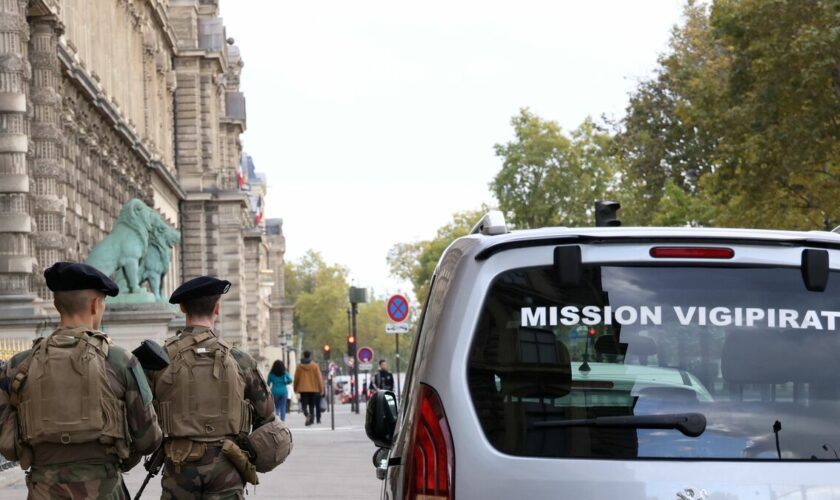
[84,330,111,358]
[168,331,216,354]
[9,337,44,408]
[216,336,231,350]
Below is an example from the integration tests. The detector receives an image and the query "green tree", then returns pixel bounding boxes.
[616,0,840,230]
[707,0,840,229]
[285,251,351,353]
[387,208,484,303]
[650,179,716,227]
[614,0,725,226]
[491,109,620,228]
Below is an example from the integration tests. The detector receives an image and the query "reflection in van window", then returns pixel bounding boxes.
[467,265,840,460]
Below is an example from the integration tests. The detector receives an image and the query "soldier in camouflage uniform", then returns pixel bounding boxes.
[150,276,274,499]
[0,262,162,499]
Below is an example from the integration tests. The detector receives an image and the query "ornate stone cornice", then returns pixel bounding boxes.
[26,0,61,19]
[149,159,185,199]
[177,50,226,74]
[146,0,179,54]
[57,40,182,200]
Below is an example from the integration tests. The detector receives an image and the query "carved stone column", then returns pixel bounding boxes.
[0,0,33,309]
[28,14,63,299]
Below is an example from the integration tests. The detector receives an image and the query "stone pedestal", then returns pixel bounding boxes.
[101,303,178,351]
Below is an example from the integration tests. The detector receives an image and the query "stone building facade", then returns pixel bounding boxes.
[0,0,293,362]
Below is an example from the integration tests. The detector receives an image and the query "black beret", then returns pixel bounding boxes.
[44,262,119,297]
[169,276,231,304]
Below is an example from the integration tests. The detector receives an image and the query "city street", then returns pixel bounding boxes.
[0,404,381,499]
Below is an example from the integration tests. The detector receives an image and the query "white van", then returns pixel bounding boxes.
[366,209,840,500]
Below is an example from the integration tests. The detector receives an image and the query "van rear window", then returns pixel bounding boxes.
[467,265,840,460]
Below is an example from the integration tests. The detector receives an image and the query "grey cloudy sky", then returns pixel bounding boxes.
[220,0,685,296]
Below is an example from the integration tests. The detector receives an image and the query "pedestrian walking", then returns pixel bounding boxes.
[149,276,281,498]
[293,351,325,426]
[267,360,293,421]
[0,262,162,499]
[373,359,395,392]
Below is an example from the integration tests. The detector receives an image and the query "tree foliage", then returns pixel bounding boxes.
[491,110,619,228]
[616,0,840,229]
[387,208,484,303]
[613,1,724,225]
[285,251,350,354]
[286,251,412,365]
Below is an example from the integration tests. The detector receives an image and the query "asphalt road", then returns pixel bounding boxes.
[0,403,382,499]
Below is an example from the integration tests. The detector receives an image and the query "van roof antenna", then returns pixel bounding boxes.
[471,211,508,236]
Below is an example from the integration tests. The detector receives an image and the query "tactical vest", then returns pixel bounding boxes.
[11,329,129,459]
[155,329,250,441]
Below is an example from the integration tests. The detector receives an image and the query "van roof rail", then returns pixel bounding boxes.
[471,211,508,236]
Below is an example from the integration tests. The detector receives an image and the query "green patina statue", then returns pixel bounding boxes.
[142,216,181,301]
[85,199,181,303]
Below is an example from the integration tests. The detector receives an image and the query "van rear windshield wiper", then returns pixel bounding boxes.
[530,412,706,438]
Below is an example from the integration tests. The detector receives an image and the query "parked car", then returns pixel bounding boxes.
[366,206,840,499]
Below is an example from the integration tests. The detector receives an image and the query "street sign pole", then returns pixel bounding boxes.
[349,286,368,415]
[386,294,410,401]
[395,331,401,400]
[351,301,359,415]
[329,375,335,431]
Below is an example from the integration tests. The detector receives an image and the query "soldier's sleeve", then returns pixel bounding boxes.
[0,364,11,438]
[0,350,32,458]
[110,347,163,455]
[0,352,27,452]
[232,348,275,430]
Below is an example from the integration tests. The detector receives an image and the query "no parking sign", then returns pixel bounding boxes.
[387,294,409,323]
[357,346,375,364]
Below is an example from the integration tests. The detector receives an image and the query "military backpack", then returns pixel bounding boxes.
[155,330,250,441]
[9,329,129,459]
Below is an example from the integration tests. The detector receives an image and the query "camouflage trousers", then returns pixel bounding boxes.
[25,462,127,500]
[161,447,245,500]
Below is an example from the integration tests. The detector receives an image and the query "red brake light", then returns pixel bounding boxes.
[649,246,734,259]
[406,384,454,500]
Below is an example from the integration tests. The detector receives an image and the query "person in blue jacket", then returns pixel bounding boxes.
[267,360,293,421]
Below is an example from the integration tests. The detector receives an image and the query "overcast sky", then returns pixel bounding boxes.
[219,0,686,297]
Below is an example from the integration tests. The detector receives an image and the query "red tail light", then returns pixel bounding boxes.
[650,246,734,259]
[405,384,454,500]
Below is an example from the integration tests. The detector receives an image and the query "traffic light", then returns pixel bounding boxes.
[323,344,331,360]
[347,335,356,356]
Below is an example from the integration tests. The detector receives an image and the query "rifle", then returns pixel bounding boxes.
[131,340,169,499]
[133,446,165,500]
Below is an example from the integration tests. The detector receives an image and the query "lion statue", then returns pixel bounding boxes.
[141,215,181,301]
[86,199,159,295]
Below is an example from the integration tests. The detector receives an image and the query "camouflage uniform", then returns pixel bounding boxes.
[0,327,163,500]
[151,326,274,500]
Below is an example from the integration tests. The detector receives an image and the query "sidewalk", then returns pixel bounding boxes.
[0,403,383,499]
